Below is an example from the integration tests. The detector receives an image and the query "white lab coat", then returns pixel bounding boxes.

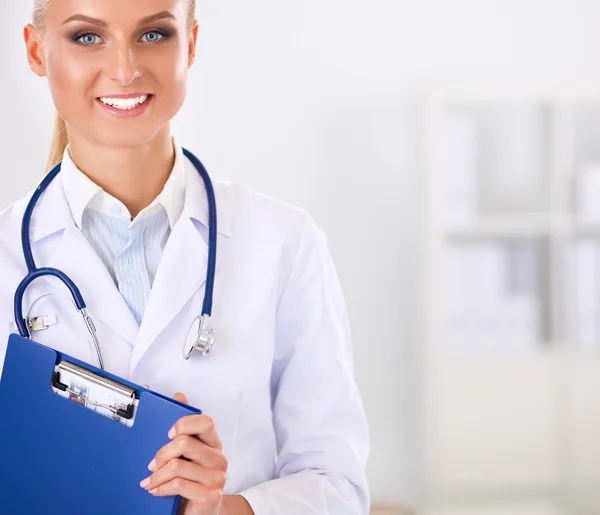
[0,156,370,514]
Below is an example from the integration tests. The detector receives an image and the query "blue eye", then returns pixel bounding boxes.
[141,31,165,43]
[75,33,102,45]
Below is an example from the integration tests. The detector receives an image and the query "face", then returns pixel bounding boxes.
[25,0,198,148]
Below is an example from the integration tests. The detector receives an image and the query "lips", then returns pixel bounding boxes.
[95,94,153,118]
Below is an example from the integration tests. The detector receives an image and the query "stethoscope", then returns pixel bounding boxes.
[14,148,217,370]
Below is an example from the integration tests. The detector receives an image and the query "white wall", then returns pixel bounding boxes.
[2,0,600,504]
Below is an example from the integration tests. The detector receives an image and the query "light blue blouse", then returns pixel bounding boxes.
[59,143,186,325]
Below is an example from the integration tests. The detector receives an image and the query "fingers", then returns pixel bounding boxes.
[140,458,226,493]
[151,434,228,471]
[144,395,227,509]
[169,394,219,450]
[173,392,188,404]
[169,414,223,450]
[145,476,224,505]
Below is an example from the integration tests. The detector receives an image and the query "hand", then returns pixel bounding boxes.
[140,392,228,515]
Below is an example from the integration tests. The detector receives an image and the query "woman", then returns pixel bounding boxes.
[0,0,370,513]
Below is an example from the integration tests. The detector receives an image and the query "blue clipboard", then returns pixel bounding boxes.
[0,334,202,515]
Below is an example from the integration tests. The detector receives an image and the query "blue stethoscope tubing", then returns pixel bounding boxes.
[14,148,218,368]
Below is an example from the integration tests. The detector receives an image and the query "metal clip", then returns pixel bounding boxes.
[27,316,49,332]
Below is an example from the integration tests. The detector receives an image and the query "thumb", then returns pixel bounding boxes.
[173,392,189,404]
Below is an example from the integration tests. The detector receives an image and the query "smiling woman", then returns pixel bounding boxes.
[28,0,197,175]
[0,0,371,514]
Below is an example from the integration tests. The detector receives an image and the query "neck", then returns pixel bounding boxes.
[66,128,175,219]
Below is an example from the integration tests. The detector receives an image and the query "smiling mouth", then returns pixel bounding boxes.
[97,94,152,111]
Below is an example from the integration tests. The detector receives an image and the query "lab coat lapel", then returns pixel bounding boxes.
[47,226,140,345]
[30,176,139,346]
[130,216,214,371]
[129,155,230,372]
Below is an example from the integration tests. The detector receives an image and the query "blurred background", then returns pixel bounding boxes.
[3,1,600,514]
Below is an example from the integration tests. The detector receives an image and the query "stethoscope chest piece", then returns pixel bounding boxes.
[183,314,216,359]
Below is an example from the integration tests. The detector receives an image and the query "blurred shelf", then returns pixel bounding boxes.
[437,343,563,362]
[573,220,600,236]
[422,499,566,515]
[423,88,600,505]
[371,502,416,515]
[427,87,600,105]
[419,487,600,515]
[442,340,562,352]
[445,215,572,239]
[446,217,600,239]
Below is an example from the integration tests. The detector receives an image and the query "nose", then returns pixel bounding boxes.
[105,41,142,87]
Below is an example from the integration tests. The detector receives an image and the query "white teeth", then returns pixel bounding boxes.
[99,95,148,110]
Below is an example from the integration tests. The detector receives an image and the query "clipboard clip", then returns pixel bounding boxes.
[51,361,136,421]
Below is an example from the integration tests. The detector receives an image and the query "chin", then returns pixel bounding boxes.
[90,125,166,149]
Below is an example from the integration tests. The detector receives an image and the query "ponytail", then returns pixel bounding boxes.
[45,112,68,172]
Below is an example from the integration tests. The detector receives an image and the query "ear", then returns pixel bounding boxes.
[187,20,199,68]
[24,23,47,77]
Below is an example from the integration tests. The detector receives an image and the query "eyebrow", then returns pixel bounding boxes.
[61,11,177,28]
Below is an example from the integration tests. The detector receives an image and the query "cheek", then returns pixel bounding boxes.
[45,49,97,117]
[151,48,189,116]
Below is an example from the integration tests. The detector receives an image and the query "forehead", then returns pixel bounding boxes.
[43,0,189,25]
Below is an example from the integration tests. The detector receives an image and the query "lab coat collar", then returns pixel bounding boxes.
[60,140,187,231]
[28,143,229,243]
[28,173,72,244]
[181,154,232,239]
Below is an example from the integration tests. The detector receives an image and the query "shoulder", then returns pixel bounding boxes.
[183,154,316,241]
[0,196,29,263]
[0,197,35,315]
[216,179,307,223]
[0,197,31,336]
[215,180,333,285]
[215,179,321,241]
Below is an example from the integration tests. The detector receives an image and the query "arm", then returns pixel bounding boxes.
[221,496,254,515]
[238,213,371,514]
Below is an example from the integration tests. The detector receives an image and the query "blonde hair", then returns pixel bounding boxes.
[32,0,197,171]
